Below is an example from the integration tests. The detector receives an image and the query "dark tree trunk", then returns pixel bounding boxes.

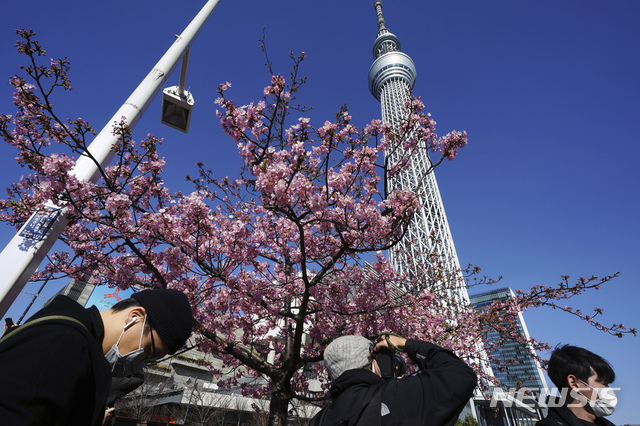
[268,384,291,426]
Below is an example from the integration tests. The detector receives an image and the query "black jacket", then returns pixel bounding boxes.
[310,339,478,425]
[537,406,616,426]
[0,295,112,426]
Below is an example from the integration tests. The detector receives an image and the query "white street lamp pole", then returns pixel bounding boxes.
[0,0,223,317]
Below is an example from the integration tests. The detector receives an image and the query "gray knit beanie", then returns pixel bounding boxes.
[323,335,372,380]
[131,289,193,355]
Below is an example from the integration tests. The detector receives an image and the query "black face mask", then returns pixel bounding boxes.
[373,348,406,379]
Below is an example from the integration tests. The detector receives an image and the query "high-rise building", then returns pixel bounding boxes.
[470,287,549,393]
[367,1,467,304]
[469,287,549,426]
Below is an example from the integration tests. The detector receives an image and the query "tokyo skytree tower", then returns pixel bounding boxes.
[368,1,468,303]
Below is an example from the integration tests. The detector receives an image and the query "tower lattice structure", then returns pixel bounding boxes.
[368,1,468,305]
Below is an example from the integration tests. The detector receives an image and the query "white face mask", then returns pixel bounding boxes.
[104,315,147,378]
[577,379,618,417]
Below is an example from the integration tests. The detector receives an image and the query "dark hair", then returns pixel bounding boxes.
[547,345,615,389]
[111,297,141,312]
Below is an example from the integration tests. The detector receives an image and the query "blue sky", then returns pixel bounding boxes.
[2,1,638,423]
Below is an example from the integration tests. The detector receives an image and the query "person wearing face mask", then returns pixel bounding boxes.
[309,333,477,426]
[537,345,618,426]
[0,288,193,426]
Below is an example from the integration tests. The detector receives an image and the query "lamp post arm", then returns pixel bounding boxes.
[73,0,221,183]
[178,46,191,98]
[0,0,223,318]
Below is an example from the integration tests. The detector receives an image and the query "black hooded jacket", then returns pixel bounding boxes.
[0,295,112,426]
[310,339,477,425]
[537,406,616,426]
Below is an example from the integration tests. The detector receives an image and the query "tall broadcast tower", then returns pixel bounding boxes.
[368,6,497,418]
[368,2,468,304]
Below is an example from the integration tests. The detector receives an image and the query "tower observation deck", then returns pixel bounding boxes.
[368,1,468,304]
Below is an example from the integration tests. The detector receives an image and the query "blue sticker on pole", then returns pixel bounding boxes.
[19,207,63,241]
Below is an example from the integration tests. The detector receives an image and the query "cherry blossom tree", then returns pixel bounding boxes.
[1,30,635,426]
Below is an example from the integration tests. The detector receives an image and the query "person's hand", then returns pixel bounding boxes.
[103,407,115,425]
[374,332,407,352]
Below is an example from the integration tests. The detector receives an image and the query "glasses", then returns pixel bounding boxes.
[146,322,158,361]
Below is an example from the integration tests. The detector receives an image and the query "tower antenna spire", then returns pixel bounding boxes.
[373,1,388,34]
